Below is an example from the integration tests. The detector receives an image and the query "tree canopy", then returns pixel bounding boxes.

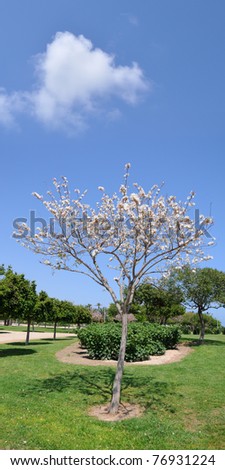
[176,266,225,340]
[0,266,37,344]
[132,277,185,324]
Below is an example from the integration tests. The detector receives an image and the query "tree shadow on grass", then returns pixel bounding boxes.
[183,338,225,347]
[44,337,76,341]
[201,338,225,346]
[0,348,37,358]
[22,368,179,413]
[2,337,75,347]
[6,341,52,347]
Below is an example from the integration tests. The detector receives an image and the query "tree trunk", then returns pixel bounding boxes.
[53,321,57,340]
[25,319,31,345]
[198,309,205,342]
[109,311,128,414]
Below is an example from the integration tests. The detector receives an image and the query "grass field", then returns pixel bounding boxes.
[0,334,225,450]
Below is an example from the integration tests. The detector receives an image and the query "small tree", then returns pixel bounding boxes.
[46,299,74,339]
[16,164,213,413]
[169,311,222,334]
[35,290,55,330]
[17,278,38,345]
[0,267,37,342]
[73,305,92,328]
[177,267,225,341]
[132,278,185,324]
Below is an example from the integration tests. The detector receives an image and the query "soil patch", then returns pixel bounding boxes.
[89,402,144,422]
[56,341,193,367]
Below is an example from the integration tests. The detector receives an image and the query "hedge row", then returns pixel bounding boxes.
[77,322,181,362]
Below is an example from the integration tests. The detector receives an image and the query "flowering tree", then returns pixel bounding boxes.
[16,164,213,413]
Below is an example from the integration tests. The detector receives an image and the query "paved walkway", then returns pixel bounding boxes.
[0,330,76,344]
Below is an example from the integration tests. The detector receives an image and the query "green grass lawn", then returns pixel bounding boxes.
[0,335,225,450]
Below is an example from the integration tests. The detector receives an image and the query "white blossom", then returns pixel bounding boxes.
[17,170,214,308]
[32,192,43,200]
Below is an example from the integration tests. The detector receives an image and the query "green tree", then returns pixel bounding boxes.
[169,311,222,334]
[133,278,185,324]
[47,299,76,339]
[34,290,55,329]
[0,266,17,325]
[177,267,225,341]
[73,305,92,328]
[17,278,38,345]
[107,303,119,320]
[0,264,4,276]
[0,267,37,342]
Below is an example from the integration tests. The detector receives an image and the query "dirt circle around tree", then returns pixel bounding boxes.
[56,341,193,367]
[88,402,145,422]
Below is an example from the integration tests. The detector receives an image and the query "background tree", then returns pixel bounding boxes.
[0,267,37,342]
[34,290,55,330]
[73,305,92,328]
[46,299,75,339]
[0,266,14,325]
[0,264,4,275]
[177,267,225,341]
[132,278,185,324]
[107,302,121,320]
[17,164,213,414]
[16,278,38,345]
[168,311,222,334]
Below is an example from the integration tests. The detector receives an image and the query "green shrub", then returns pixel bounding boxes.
[77,322,180,362]
[144,323,181,349]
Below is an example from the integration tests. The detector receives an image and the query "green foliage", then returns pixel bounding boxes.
[45,299,75,324]
[132,279,185,324]
[169,311,222,335]
[0,264,92,335]
[0,267,37,323]
[107,303,119,319]
[174,267,225,339]
[34,291,53,323]
[177,267,225,312]
[0,264,5,276]
[129,304,147,322]
[77,322,181,362]
[73,305,92,326]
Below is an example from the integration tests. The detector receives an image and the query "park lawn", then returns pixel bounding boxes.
[0,335,225,450]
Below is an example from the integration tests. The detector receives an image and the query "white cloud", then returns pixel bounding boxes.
[0,32,149,133]
[0,89,24,127]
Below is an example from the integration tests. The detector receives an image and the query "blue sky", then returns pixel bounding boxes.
[1,1,225,322]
